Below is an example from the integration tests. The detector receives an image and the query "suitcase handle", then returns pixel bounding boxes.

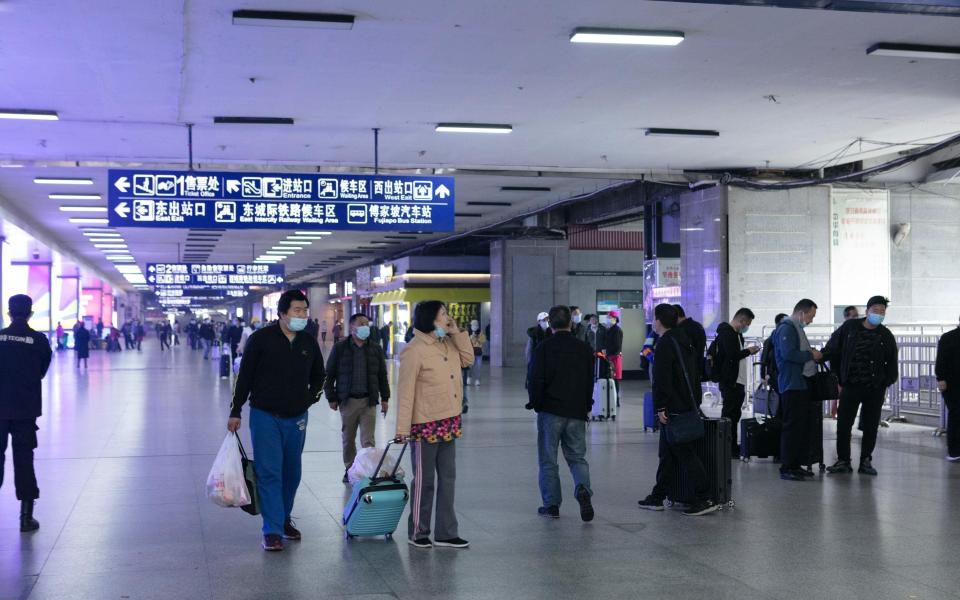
[370,439,407,483]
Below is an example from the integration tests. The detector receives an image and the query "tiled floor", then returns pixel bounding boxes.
[1,341,958,599]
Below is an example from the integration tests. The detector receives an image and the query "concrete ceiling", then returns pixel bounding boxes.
[0,0,958,289]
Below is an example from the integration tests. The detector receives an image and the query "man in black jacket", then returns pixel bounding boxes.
[823,296,899,476]
[324,314,390,483]
[936,316,960,461]
[228,290,325,551]
[527,305,595,522]
[0,295,51,532]
[638,304,719,517]
[715,308,760,454]
[570,306,588,344]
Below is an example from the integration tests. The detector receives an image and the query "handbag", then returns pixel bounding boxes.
[473,346,482,357]
[237,438,260,516]
[664,338,705,445]
[811,363,839,402]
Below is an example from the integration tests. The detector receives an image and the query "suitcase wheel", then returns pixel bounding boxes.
[610,416,616,421]
[819,463,826,472]
[726,501,736,509]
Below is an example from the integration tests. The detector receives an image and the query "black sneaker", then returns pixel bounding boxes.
[262,534,284,551]
[826,460,854,474]
[683,500,720,516]
[779,469,806,482]
[434,537,470,548]
[858,458,878,476]
[637,495,665,511]
[408,537,433,549]
[283,519,301,541]
[800,467,816,478]
[538,505,560,519]
[575,486,594,522]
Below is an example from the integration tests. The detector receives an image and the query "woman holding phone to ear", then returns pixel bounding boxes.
[394,301,474,550]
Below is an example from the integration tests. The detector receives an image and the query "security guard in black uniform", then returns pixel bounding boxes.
[0,295,52,532]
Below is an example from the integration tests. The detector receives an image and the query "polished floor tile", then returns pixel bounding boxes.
[0,341,954,599]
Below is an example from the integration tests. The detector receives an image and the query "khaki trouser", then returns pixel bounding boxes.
[340,398,376,469]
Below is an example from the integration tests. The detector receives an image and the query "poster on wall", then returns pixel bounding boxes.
[830,188,891,308]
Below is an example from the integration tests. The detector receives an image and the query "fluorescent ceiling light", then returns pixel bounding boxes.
[95,243,128,249]
[266,250,295,255]
[83,231,121,237]
[106,256,135,262]
[0,109,59,121]
[124,274,147,284]
[435,123,513,134]
[278,240,312,245]
[294,231,332,235]
[115,265,142,274]
[88,237,125,243]
[50,193,102,200]
[866,43,960,60]
[680,227,705,232]
[570,28,684,46]
[0,164,24,168]
[287,235,326,240]
[232,9,354,29]
[69,217,108,224]
[645,128,719,138]
[213,116,295,125]
[34,177,93,185]
[60,206,107,213]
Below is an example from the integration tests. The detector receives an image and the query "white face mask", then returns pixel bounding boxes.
[572,314,582,324]
[539,320,549,330]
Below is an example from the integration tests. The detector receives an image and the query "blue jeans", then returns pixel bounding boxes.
[250,408,308,536]
[537,412,592,508]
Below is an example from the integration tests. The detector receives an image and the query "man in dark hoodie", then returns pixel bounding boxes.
[527,305,595,522]
[673,305,706,383]
[714,308,760,454]
[637,304,719,517]
[822,296,898,476]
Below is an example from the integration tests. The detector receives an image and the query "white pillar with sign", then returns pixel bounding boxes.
[830,188,891,315]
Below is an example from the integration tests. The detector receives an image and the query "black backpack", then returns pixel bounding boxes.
[703,338,721,383]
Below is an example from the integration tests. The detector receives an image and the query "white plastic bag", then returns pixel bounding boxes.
[233,356,242,374]
[206,433,251,508]
[347,447,405,485]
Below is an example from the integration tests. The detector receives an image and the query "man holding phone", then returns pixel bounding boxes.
[324,313,391,483]
[715,308,761,455]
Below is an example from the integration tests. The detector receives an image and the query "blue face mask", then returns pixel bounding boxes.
[741,325,750,335]
[288,317,308,332]
[866,313,884,326]
[355,325,370,340]
[434,326,447,339]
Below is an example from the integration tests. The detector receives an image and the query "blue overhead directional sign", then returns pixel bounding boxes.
[146,263,284,288]
[109,169,455,231]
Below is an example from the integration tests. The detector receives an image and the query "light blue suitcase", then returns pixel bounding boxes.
[343,441,409,540]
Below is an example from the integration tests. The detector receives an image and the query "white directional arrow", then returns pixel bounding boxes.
[114,202,130,218]
[148,275,155,283]
[114,176,130,193]
[278,276,284,283]
[148,265,156,272]
[435,184,451,199]
[227,180,241,194]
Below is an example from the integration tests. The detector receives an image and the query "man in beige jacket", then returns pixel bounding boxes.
[395,301,474,549]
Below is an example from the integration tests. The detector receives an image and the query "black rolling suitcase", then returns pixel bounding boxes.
[667,417,734,508]
[740,387,781,461]
[219,353,231,378]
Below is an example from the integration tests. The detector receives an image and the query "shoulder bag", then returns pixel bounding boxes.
[811,363,839,402]
[664,337,706,445]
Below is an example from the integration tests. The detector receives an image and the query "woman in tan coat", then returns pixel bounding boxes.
[395,301,474,549]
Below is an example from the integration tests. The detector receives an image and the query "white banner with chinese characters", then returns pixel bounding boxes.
[830,188,891,308]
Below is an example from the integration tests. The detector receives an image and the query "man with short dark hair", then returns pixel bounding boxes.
[774,299,823,481]
[585,314,605,354]
[936,315,960,462]
[714,308,760,454]
[325,313,390,483]
[0,295,52,532]
[638,304,719,516]
[843,306,860,321]
[823,296,898,476]
[527,305,595,522]
[229,290,325,551]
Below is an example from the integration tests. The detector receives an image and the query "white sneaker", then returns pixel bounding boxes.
[466,377,472,385]
[474,380,480,386]
[947,455,960,462]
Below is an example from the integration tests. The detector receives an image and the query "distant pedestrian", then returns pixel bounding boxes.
[74,322,90,369]
[936,315,960,462]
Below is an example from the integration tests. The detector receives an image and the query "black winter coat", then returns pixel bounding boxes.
[323,338,390,406]
[652,328,700,414]
[822,318,898,388]
[527,332,595,420]
[715,322,751,386]
[936,327,960,388]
